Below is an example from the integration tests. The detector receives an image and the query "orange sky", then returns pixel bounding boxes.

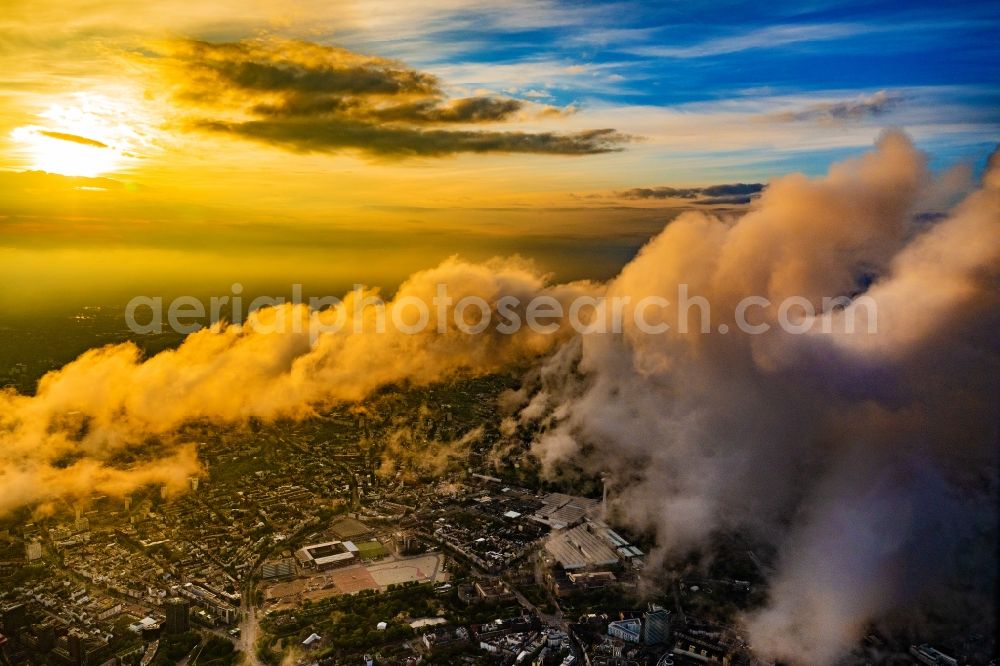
[1,0,996,311]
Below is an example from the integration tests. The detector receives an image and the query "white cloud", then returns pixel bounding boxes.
[625,22,882,58]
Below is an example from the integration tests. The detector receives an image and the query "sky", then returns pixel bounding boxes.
[1,0,998,312]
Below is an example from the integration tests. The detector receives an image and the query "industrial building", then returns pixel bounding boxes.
[544,523,619,571]
[531,493,601,530]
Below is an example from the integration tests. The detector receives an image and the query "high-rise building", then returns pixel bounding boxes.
[163,598,190,635]
[1,603,27,634]
[643,604,670,646]
[25,540,42,561]
[67,629,85,665]
[35,621,56,652]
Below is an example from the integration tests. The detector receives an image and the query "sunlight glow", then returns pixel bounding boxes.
[10,93,155,177]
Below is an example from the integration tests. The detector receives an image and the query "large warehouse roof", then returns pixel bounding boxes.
[545,524,619,570]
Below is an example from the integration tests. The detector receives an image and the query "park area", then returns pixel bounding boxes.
[353,539,389,560]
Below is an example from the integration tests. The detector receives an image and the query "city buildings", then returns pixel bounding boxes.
[261,558,296,580]
[607,618,642,643]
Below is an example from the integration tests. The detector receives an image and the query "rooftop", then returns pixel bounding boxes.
[544,524,619,570]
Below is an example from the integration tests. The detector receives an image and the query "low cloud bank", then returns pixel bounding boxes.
[516,131,999,663]
[0,258,594,514]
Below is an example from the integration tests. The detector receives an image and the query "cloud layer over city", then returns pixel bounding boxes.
[1,133,997,663]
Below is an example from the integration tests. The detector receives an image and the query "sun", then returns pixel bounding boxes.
[10,93,153,178]
[11,127,124,177]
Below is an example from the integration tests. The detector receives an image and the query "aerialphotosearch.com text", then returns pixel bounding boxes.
[125,282,877,340]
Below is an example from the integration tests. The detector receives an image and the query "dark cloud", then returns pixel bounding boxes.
[174,39,439,99]
[252,96,526,123]
[38,130,109,149]
[760,90,904,123]
[371,97,526,123]
[199,119,626,157]
[700,182,764,196]
[619,186,699,199]
[694,194,756,205]
[157,39,624,157]
[617,182,764,202]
